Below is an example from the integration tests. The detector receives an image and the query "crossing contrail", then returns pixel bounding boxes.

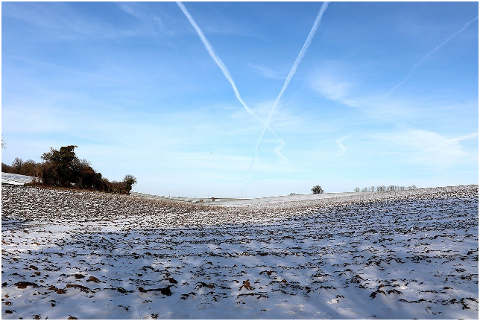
[176,1,287,161]
[245,2,329,178]
[384,15,478,97]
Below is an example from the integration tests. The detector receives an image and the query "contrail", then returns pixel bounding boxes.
[245,2,329,178]
[176,1,287,160]
[384,15,478,97]
[336,134,351,156]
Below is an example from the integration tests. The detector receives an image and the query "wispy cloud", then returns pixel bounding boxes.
[309,60,477,171]
[116,2,169,35]
[247,63,285,80]
[309,64,428,122]
[117,3,161,25]
[375,129,478,170]
[3,2,119,40]
[310,73,358,107]
[3,2,177,42]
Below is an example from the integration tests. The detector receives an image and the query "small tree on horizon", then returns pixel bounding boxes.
[12,157,24,174]
[312,185,324,194]
[123,174,137,194]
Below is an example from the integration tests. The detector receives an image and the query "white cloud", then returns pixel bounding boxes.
[117,3,163,29]
[309,66,427,122]
[375,129,478,170]
[2,102,69,134]
[3,2,118,40]
[247,63,285,80]
[310,74,355,104]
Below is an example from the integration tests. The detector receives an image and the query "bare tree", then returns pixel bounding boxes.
[12,158,24,174]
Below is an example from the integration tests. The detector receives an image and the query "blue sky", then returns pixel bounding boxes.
[2,1,478,198]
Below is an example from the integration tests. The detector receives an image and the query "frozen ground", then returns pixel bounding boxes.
[1,173,37,186]
[1,184,478,319]
[131,190,361,205]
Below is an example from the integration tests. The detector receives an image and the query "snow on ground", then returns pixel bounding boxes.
[1,173,37,186]
[131,191,362,206]
[1,185,478,319]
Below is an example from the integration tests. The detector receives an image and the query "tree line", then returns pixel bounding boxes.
[2,145,137,194]
[354,185,417,193]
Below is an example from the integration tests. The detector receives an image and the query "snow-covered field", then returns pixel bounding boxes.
[1,173,37,186]
[1,184,478,319]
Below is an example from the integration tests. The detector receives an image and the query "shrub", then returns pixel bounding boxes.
[2,163,13,173]
[12,157,24,173]
[18,159,38,177]
[39,145,137,194]
[41,145,78,187]
[123,174,137,194]
[311,185,324,194]
[2,159,41,176]
[4,145,137,195]
[76,161,96,189]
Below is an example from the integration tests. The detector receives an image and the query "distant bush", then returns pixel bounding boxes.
[311,185,324,194]
[2,162,14,173]
[19,159,39,177]
[2,158,41,177]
